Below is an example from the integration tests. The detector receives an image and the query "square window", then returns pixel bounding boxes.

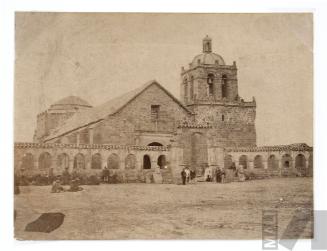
[151,105,160,120]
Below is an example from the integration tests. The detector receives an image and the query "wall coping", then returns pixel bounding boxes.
[14,142,169,151]
[225,143,313,153]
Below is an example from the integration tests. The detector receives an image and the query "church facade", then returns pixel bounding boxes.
[14,36,313,183]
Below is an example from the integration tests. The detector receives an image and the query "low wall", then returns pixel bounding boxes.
[14,142,174,183]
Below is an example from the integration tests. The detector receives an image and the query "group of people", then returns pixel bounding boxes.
[51,177,83,193]
[181,167,196,185]
[181,162,247,185]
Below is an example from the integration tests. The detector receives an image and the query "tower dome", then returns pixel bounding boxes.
[191,35,225,67]
[50,96,92,110]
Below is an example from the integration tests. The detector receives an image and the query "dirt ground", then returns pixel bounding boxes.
[14,177,313,240]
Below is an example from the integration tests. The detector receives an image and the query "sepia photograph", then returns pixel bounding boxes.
[13,12,313,240]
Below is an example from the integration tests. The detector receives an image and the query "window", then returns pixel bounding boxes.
[222,115,225,121]
[222,74,228,98]
[151,105,160,120]
[207,74,214,96]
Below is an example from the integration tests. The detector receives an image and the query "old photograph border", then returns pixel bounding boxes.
[1,0,327,251]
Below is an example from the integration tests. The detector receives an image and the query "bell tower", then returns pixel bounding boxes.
[180,36,239,107]
[179,36,257,148]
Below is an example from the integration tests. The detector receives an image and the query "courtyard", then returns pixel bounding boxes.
[14,177,313,240]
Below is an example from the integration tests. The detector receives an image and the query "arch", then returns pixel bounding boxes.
[57,153,69,170]
[125,154,137,169]
[91,153,102,169]
[222,74,228,98]
[308,154,313,176]
[281,154,292,168]
[190,76,194,99]
[207,74,214,96]
[21,153,34,170]
[239,155,248,169]
[148,142,163,146]
[268,155,278,169]
[295,154,306,169]
[107,153,120,169]
[224,155,233,169]
[73,153,85,169]
[157,155,167,169]
[39,152,52,170]
[254,155,263,168]
[143,155,151,169]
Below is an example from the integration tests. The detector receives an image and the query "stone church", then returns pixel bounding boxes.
[14,36,313,183]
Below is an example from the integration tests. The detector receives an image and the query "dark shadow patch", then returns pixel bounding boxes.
[25,213,65,233]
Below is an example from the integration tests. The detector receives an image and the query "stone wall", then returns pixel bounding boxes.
[191,102,256,148]
[224,144,313,177]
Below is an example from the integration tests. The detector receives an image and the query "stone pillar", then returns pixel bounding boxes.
[263,160,268,169]
[151,159,158,169]
[248,160,254,169]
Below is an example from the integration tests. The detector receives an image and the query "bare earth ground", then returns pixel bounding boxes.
[14,177,313,240]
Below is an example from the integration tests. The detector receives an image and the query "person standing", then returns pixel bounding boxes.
[237,165,246,182]
[216,167,222,183]
[181,168,187,185]
[102,166,109,183]
[185,167,191,183]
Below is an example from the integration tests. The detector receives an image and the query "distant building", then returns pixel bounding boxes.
[15,36,313,182]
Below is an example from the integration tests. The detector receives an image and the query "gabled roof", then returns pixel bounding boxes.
[45,80,192,141]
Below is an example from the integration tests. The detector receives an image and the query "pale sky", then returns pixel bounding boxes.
[14,13,313,146]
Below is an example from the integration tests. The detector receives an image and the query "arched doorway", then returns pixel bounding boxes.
[125,154,137,169]
[191,132,208,175]
[268,155,278,169]
[21,153,34,170]
[143,155,151,169]
[254,155,263,168]
[74,153,85,169]
[39,152,52,170]
[281,154,292,168]
[107,153,120,169]
[295,154,306,175]
[57,153,69,170]
[148,142,163,146]
[157,155,166,169]
[295,154,306,169]
[239,155,248,169]
[224,155,233,169]
[91,153,102,169]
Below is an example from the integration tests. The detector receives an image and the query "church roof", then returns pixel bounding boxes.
[52,96,92,108]
[45,80,192,141]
